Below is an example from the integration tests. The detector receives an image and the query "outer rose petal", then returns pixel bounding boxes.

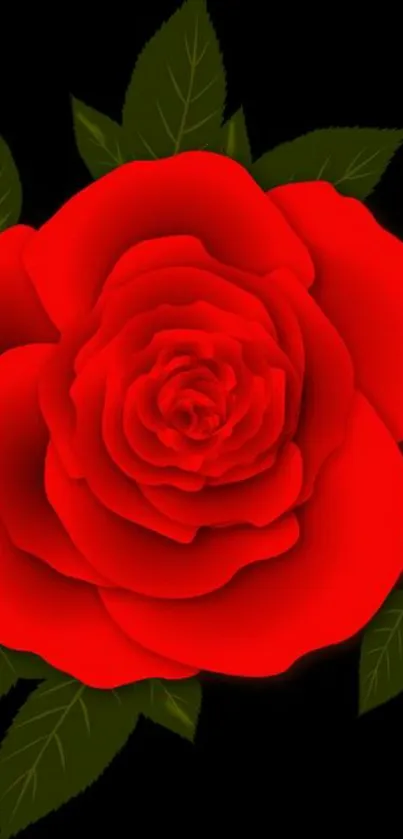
[0,225,58,352]
[268,268,354,500]
[100,393,403,676]
[38,327,89,479]
[270,181,403,441]
[0,344,112,587]
[0,523,196,688]
[22,152,314,329]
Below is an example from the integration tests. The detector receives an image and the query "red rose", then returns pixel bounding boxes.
[1,150,403,688]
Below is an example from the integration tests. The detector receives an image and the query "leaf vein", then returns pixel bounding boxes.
[36,679,76,700]
[190,75,219,104]
[14,705,69,729]
[167,64,187,105]
[183,109,219,136]
[0,647,17,675]
[79,696,91,736]
[0,188,11,209]
[156,100,177,147]
[2,684,86,830]
[54,733,66,771]
[0,737,48,765]
[137,131,158,160]
[363,609,403,707]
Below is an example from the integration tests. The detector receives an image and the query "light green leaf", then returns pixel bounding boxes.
[252,128,403,199]
[359,590,403,714]
[0,676,141,837]
[209,107,252,168]
[0,137,22,231]
[72,97,125,179]
[140,678,201,742]
[122,0,226,160]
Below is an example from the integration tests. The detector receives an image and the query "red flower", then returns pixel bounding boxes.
[1,151,403,688]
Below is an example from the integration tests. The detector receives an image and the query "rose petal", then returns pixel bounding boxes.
[45,443,299,598]
[76,272,276,380]
[0,344,113,587]
[0,225,58,352]
[269,268,355,500]
[204,369,286,478]
[270,181,403,441]
[120,331,250,471]
[68,363,197,543]
[22,152,314,329]
[38,319,99,478]
[140,442,302,528]
[103,373,206,490]
[0,522,195,688]
[208,447,278,486]
[100,393,403,676]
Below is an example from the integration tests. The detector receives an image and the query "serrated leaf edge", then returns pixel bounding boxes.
[253,127,403,194]
[0,681,86,832]
[361,606,403,712]
[123,0,224,158]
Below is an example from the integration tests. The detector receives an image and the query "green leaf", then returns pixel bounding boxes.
[139,678,201,742]
[0,649,18,700]
[209,107,252,168]
[122,0,226,160]
[72,97,125,179]
[359,590,403,714]
[251,128,403,199]
[0,137,22,230]
[0,645,58,700]
[0,675,141,837]
[0,647,59,682]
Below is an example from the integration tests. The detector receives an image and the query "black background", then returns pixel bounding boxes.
[0,1,401,833]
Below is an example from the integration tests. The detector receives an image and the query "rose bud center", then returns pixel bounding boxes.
[156,355,231,442]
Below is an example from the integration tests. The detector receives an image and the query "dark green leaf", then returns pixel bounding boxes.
[0,647,59,682]
[252,128,403,198]
[122,0,226,160]
[0,676,141,837]
[139,678,202,742]
[72,97,125,178]
[359,590,403,714]
[0,649,18,700]
[209,107,252,168]
[0,645,58,700]
[0,137,22,230]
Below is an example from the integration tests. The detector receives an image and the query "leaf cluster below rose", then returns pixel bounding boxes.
[0,151,402,688]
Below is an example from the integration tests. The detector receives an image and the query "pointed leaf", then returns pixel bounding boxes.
[72,97,125,179]
[122,0,226,160]
[0,137,22,231]
[0,676,141,837]
[140,678,202,742]
[209,107,252,168]
[359,590,403,714]
[252,128,403,199]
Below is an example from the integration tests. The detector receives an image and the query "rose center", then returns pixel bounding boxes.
[154,353,230,442]
[169,396,223,440]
